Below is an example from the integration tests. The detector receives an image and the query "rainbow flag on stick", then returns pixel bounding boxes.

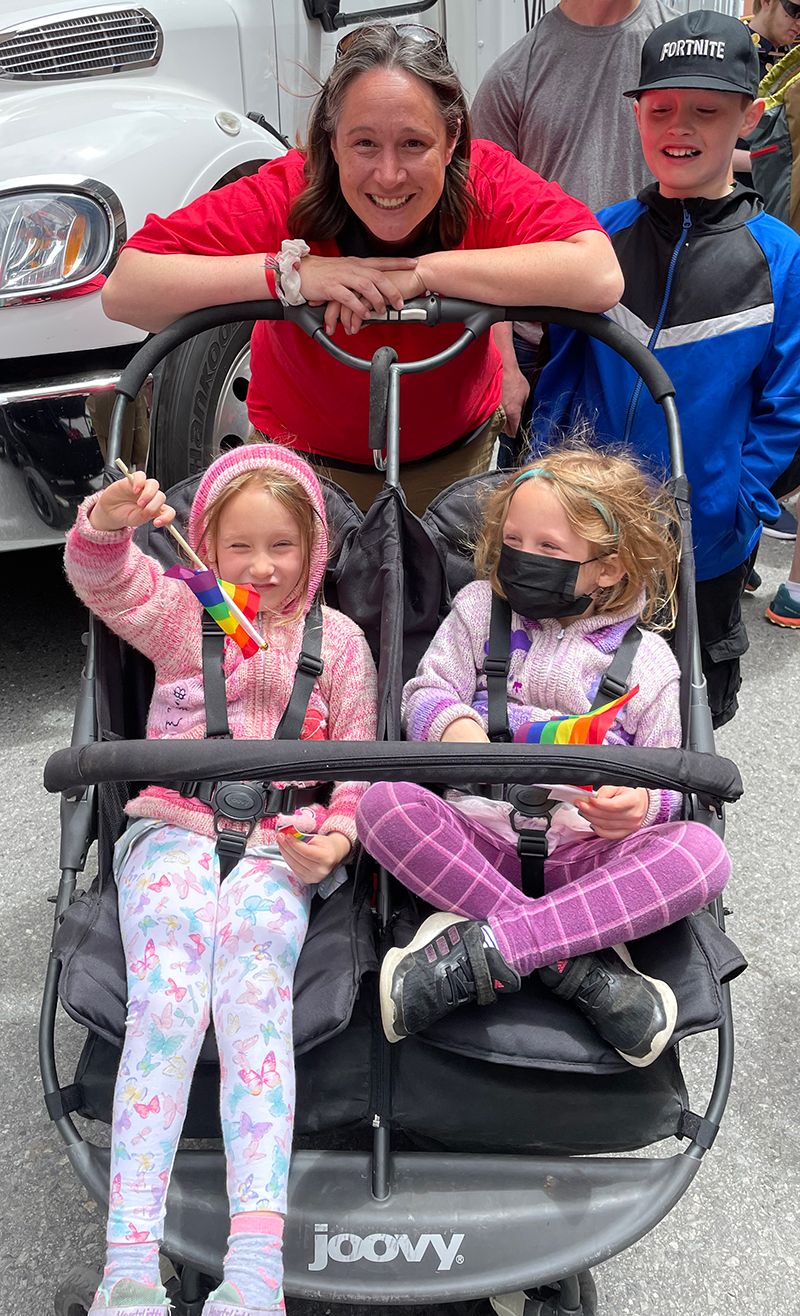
[514,685,638,746]
[165,564,264,658]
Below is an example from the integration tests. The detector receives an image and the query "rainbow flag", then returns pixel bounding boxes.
[513,685,638,746]
[165,564,262,658]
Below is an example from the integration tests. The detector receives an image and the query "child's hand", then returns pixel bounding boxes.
[440,717,490,744]
[89,470,176,533]
[575,785,649,840]
[274,829,351,884]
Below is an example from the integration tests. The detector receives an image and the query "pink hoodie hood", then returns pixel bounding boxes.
[186,443,329,613]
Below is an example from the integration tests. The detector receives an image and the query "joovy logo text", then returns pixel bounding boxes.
[308,1223,466,1271]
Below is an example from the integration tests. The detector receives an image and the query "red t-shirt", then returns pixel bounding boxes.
[126,140,603,463]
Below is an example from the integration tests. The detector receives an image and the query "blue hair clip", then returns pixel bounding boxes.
[512,467,619,539]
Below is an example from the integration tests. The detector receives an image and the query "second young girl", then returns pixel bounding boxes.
[65,445,378,1316]
[357,444,731,1067]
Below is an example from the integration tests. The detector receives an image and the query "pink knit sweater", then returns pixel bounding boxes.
[64,447,378,848]
[403,579,683,827]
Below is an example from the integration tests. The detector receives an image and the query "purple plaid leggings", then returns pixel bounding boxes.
[356,784,731,976]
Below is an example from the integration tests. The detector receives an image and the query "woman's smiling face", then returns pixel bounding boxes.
[330,66,459,245]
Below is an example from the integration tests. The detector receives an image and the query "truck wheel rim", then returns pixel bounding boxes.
[212,343,252,449]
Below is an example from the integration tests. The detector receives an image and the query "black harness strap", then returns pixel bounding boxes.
[484,599,644,898]
[180,599,326,880]
[273,598,324,740]
[484,593,513,744]
[201,616,233,740]
[589,624,643,710]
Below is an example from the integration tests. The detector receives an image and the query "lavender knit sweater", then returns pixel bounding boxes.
[64,446,378,848]
[402,579,683,828]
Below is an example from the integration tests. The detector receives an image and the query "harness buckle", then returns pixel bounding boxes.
[483,657,510,679]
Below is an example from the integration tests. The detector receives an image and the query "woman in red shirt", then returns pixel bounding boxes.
[103,23,622,512]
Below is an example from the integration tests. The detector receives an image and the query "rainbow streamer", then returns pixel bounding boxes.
[513,685,639,746]
[165,564,262,658]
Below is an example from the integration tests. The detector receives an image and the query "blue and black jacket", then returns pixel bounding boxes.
[533,184,800,582]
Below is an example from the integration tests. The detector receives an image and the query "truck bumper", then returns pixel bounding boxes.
[0,371,148,551]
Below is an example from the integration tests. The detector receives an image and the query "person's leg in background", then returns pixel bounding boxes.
[695,561,751,729]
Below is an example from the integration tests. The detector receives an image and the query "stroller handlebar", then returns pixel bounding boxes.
[44,738,742,805]
[115,298,675,408]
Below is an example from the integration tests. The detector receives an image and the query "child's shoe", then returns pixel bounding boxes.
[89,1278,171,1314]
[765,583,800,628]
[202,1280,284,1314]
[380,912,521,1041]
[538,945,677,1068]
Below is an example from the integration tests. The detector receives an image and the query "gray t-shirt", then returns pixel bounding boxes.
[471,0,679,213]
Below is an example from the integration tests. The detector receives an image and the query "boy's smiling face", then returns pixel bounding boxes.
[635,88,764,199]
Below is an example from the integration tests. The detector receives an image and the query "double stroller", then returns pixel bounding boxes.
[42,298,746,1315]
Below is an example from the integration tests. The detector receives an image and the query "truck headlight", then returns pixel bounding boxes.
[0,181,125,303]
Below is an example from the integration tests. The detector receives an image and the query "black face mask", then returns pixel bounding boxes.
[497,543,599,620]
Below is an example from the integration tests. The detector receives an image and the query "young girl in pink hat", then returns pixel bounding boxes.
[65,444,378,1316]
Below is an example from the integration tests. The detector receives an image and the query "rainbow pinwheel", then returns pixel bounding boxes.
[165,564,263,658]
[513,685,638,746]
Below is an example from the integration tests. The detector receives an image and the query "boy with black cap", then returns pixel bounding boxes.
[532,8,800,725]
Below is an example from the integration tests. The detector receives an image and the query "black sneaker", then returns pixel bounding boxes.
[380,913,521,1042]
[538,945,677,1067]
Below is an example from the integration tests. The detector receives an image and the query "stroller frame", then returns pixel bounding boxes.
[42,299,737,1313]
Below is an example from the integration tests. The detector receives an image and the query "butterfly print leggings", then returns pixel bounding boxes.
[107,824,312,1245]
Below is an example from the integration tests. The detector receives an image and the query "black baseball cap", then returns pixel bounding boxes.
[624,9,760,99]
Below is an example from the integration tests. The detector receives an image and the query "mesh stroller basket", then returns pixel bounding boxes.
[42,300,744,1313]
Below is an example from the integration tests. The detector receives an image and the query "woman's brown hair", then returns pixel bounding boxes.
[288,23,476,248]
[474,438,681,629]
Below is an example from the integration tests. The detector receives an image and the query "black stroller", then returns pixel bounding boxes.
[42,299,745,1316]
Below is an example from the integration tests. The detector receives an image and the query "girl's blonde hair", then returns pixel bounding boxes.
[474,439,681,629]
[196,467,319,622]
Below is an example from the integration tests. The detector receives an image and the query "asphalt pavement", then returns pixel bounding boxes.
[1,537,797,1316]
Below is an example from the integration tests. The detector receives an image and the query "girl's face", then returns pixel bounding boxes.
[213,487,305,614]
[330,67,458,246]
[503,479,623,617]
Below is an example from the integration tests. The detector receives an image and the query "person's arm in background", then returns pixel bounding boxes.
[471,49,524,157]
[739,246,800,519]
[493,322,530,436]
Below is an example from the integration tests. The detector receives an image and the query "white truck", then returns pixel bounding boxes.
[0,0,530,549]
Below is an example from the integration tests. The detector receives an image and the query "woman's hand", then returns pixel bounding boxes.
[440,717,490,744]
[299,254,422,336]
[575,785,649,840]
[274,829,351,884]
[89,471,176,533]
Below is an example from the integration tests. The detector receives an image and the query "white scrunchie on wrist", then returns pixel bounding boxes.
[274,238,310,306]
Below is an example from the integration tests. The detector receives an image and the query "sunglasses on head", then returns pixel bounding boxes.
[335,22,447,62]
[779,0,800,20]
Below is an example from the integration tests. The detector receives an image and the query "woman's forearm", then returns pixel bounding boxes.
[417,231,624,313]
[102,248,270,331]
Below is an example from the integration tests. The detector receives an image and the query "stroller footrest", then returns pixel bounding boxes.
[68,1143,700,1303]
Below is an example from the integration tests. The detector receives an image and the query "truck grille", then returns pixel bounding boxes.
[0,6,163,81]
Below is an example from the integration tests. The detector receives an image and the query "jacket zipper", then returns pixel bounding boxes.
[622,205,692,445]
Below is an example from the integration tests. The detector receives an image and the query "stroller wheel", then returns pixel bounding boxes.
[53,1263,101,1315]
[489,1270,599,1316]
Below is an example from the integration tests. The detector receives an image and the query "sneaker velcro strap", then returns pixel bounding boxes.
[463,922,497,1006]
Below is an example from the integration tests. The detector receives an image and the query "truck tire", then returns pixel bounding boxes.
[149,320,253,488]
